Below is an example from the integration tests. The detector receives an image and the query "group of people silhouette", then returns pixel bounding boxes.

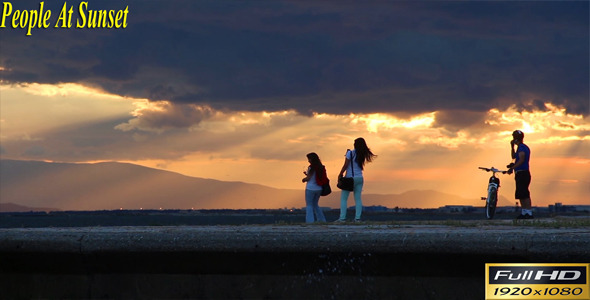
[302,137,376,223]
[302,130,533,223]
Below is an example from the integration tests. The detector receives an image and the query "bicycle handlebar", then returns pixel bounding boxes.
[478,167,508,174]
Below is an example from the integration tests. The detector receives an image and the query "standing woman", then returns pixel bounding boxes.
[336,138,376,222]
[302,152,327,223]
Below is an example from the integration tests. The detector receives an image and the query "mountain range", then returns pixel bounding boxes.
[0,159,485,212]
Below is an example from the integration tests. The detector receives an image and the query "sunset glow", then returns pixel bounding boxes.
[1,1,588,210]
[2,79,587,208]
[349,112,436,133]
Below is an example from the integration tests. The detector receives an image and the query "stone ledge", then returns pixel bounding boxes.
[2,225,588,299]
[1,225,588,261]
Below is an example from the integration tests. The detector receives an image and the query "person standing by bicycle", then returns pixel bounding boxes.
[507,130,534,219]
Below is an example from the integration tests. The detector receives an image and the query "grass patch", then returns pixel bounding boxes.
[511,217,590,228]
[328,217,590,228]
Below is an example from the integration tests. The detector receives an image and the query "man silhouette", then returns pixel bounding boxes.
[507,130,533,219]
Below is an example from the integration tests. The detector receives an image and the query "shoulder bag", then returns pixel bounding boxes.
[337,150,355,191]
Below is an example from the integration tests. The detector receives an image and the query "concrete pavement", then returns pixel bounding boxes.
[1,223,588,299]
[1,224,588,260]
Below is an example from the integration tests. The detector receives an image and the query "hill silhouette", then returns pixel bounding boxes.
[1,160,475,211]
[0,202,59,213]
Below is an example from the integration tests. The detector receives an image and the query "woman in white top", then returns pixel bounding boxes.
[301,152,327,223]
[336,138,376,222]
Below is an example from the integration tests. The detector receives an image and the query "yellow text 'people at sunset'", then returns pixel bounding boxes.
[1,2,129,36]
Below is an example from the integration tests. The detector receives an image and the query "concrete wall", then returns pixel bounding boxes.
[1,225,588,299]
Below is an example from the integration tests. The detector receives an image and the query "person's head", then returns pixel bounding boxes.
[354,137,367,151]
[512,130,524,144]
[353,137,376,169]
[306,152,322,168]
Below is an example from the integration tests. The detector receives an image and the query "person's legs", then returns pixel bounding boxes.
[339,189,350,220]
[515,171,533,217]
[312,191,326,222]
[353,177,364,220]
[522,172,532,210]
[517,198,533,219]
[521,198,532,210]
[519,198,532,218]
[305,189,315,223]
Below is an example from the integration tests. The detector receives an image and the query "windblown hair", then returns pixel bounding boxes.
[306,152,323,175]
[353,137,377,170]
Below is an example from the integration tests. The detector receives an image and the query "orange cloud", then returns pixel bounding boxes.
[2,81,588,208]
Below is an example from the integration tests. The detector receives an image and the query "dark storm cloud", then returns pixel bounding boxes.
[1,0,588,115]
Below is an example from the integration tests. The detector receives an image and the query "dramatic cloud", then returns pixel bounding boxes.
[2,80,589,206]
[1,1,588,116]
[115,101,215,133]
[1,1,588,208]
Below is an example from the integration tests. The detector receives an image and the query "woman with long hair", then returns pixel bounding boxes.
[301,152,327,223]
[336,137,376,222]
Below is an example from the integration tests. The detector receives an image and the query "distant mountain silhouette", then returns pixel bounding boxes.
[0,202,59,213]
[1,160,475,211]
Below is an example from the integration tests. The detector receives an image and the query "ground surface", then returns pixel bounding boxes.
[1,212,588,299]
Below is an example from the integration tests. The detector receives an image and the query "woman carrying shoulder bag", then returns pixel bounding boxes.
[302,152,327,223]
[336,138,376,222]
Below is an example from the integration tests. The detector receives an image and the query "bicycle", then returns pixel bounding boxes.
[478,167,508,219]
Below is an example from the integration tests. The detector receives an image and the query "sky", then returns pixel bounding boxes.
[1,0,589,208]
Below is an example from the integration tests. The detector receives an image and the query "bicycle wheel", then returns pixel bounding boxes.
[486,187,497,219]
